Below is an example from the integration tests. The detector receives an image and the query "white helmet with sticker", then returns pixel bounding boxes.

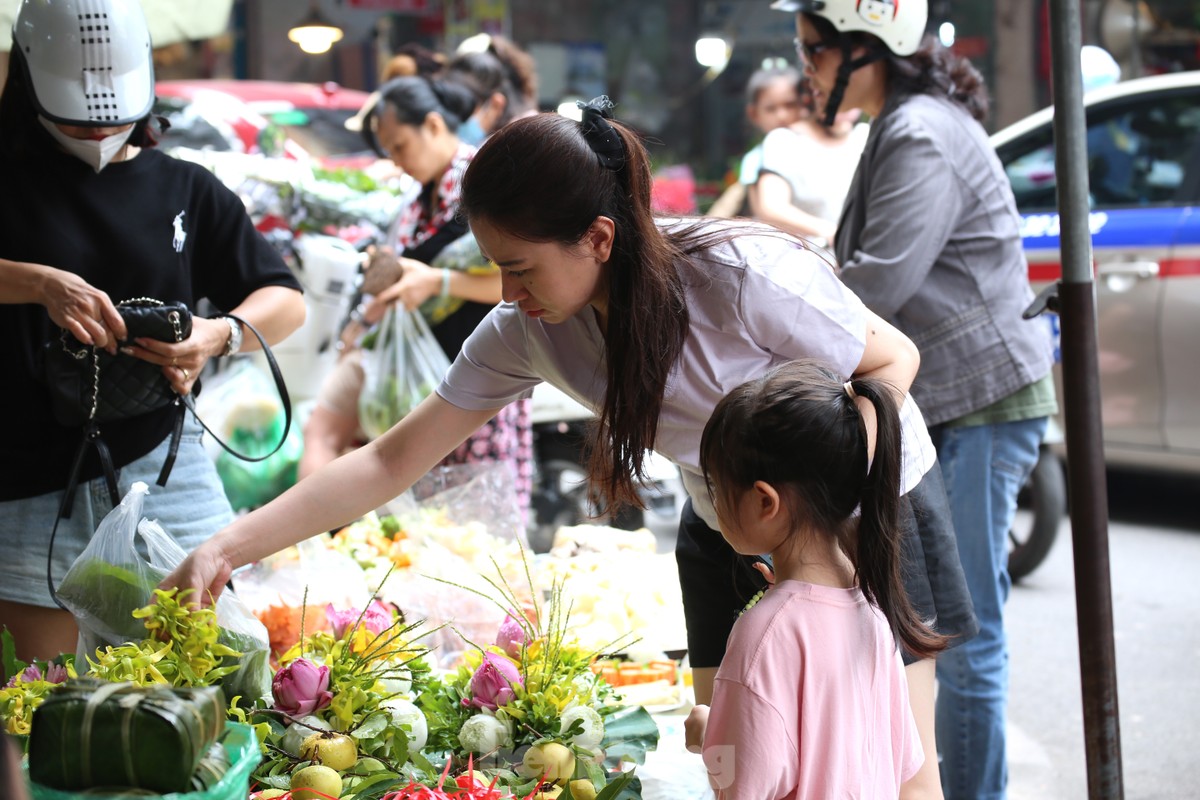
[770,0,929,57]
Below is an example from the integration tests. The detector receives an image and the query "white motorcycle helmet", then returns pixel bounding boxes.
[770,0,928,57]
[772,0,929,125]
[11,0,154,126]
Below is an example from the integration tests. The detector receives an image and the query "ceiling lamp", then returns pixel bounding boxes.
[288,4,344,55]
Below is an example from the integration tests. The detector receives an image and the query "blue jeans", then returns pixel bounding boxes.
[931,417,1047,800]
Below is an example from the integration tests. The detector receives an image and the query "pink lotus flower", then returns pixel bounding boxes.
[4,663,66,687]
[495,612,528,659]
[463,652,523,711]
[326,600,394,640]
[272,658,332,716]
[43,663,68,684]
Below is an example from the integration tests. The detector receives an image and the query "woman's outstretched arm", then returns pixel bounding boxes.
[161,392,500,603]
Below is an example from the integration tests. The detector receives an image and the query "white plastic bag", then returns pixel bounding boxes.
[358,305,451,440]
[56,482,273,703]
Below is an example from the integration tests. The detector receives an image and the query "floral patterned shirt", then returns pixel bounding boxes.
[388,142,477,254]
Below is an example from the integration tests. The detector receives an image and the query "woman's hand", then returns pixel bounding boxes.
[366,258,441,317]
[121,315,230,396]
[38,267,127,353]
[158,538,235,607]
[685,704,710,753]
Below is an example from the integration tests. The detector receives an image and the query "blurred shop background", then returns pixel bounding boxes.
[2,0,1198,205]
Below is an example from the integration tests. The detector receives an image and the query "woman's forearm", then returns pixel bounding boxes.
[223,285,306,351]
[0,258,51,305]
[448,270,502,305]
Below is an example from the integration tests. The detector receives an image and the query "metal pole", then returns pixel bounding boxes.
[1046,0,1125,797]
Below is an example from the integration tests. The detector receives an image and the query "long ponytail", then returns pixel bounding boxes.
[849,378,947,660]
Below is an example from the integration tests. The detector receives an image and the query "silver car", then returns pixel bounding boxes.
[991,70,1200,577]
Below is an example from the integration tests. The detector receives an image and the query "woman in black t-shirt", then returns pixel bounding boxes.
[0,0,305,663]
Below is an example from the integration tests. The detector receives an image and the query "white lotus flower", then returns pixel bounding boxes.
[458,713,514,754]
[383,698,428,752]
[560,706,605,752]
[377,661,412,696]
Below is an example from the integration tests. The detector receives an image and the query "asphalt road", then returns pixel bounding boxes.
[1008,469,1200,800]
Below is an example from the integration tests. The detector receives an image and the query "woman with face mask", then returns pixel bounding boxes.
[299,77,533,521]
[0,0,306,663]
[443,35,539,146]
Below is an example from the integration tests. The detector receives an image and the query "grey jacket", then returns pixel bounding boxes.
[835,92,1053,426]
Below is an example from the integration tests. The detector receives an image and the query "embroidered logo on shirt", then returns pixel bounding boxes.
[172,211,187,253]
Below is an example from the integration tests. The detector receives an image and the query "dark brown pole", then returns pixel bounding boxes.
[1045,0,1125,796]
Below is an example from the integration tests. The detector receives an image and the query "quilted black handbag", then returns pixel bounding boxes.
[42,297,192,427]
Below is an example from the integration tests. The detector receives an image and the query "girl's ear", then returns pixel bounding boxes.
[752,480,783,522]
[584,216,616,262]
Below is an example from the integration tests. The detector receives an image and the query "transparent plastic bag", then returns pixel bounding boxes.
[56,482,273,704]
[357,305,450,440]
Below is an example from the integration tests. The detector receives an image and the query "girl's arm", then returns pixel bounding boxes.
[161,392,500,603]
[751,172,837,242]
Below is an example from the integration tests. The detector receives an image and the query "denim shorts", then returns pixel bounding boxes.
[0,416,234,608]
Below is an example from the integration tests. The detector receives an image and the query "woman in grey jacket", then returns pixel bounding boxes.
[777,1,1057,798]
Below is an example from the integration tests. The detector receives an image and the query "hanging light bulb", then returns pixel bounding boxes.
[288,4,345,55]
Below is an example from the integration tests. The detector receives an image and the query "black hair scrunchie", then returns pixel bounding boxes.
[577,95,625,172]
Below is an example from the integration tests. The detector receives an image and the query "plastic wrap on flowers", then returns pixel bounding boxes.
[375,464,533,668]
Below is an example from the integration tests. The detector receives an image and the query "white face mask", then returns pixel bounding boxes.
[38,117,134,173]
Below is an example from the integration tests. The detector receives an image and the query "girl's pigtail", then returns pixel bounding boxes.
[852,379,948,660]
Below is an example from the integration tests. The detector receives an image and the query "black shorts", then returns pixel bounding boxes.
[674,460,978,668]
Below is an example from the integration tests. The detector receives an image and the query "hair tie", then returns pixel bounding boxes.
[576,95,625,171]
[844,381,857,401]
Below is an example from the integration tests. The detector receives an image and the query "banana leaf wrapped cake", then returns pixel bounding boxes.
[28,679,225,793]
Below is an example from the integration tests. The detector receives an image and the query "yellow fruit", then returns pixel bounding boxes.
[301,732,358,772]
[521,742,576,786]
[569,779,598,800]
[291,764,343,800]
[254,791,289,799]
[531,788,562,800]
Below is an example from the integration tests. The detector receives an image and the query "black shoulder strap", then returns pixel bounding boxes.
[182,313,293,464]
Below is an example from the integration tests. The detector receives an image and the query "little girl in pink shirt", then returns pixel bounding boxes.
[686,360,948,799]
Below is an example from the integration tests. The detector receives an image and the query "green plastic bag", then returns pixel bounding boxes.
[26,721,260,800]
[208,364,303,512]
[216,409,304,512]
[56,483,273,706]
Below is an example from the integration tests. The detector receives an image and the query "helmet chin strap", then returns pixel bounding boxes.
[821,41,885,127]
